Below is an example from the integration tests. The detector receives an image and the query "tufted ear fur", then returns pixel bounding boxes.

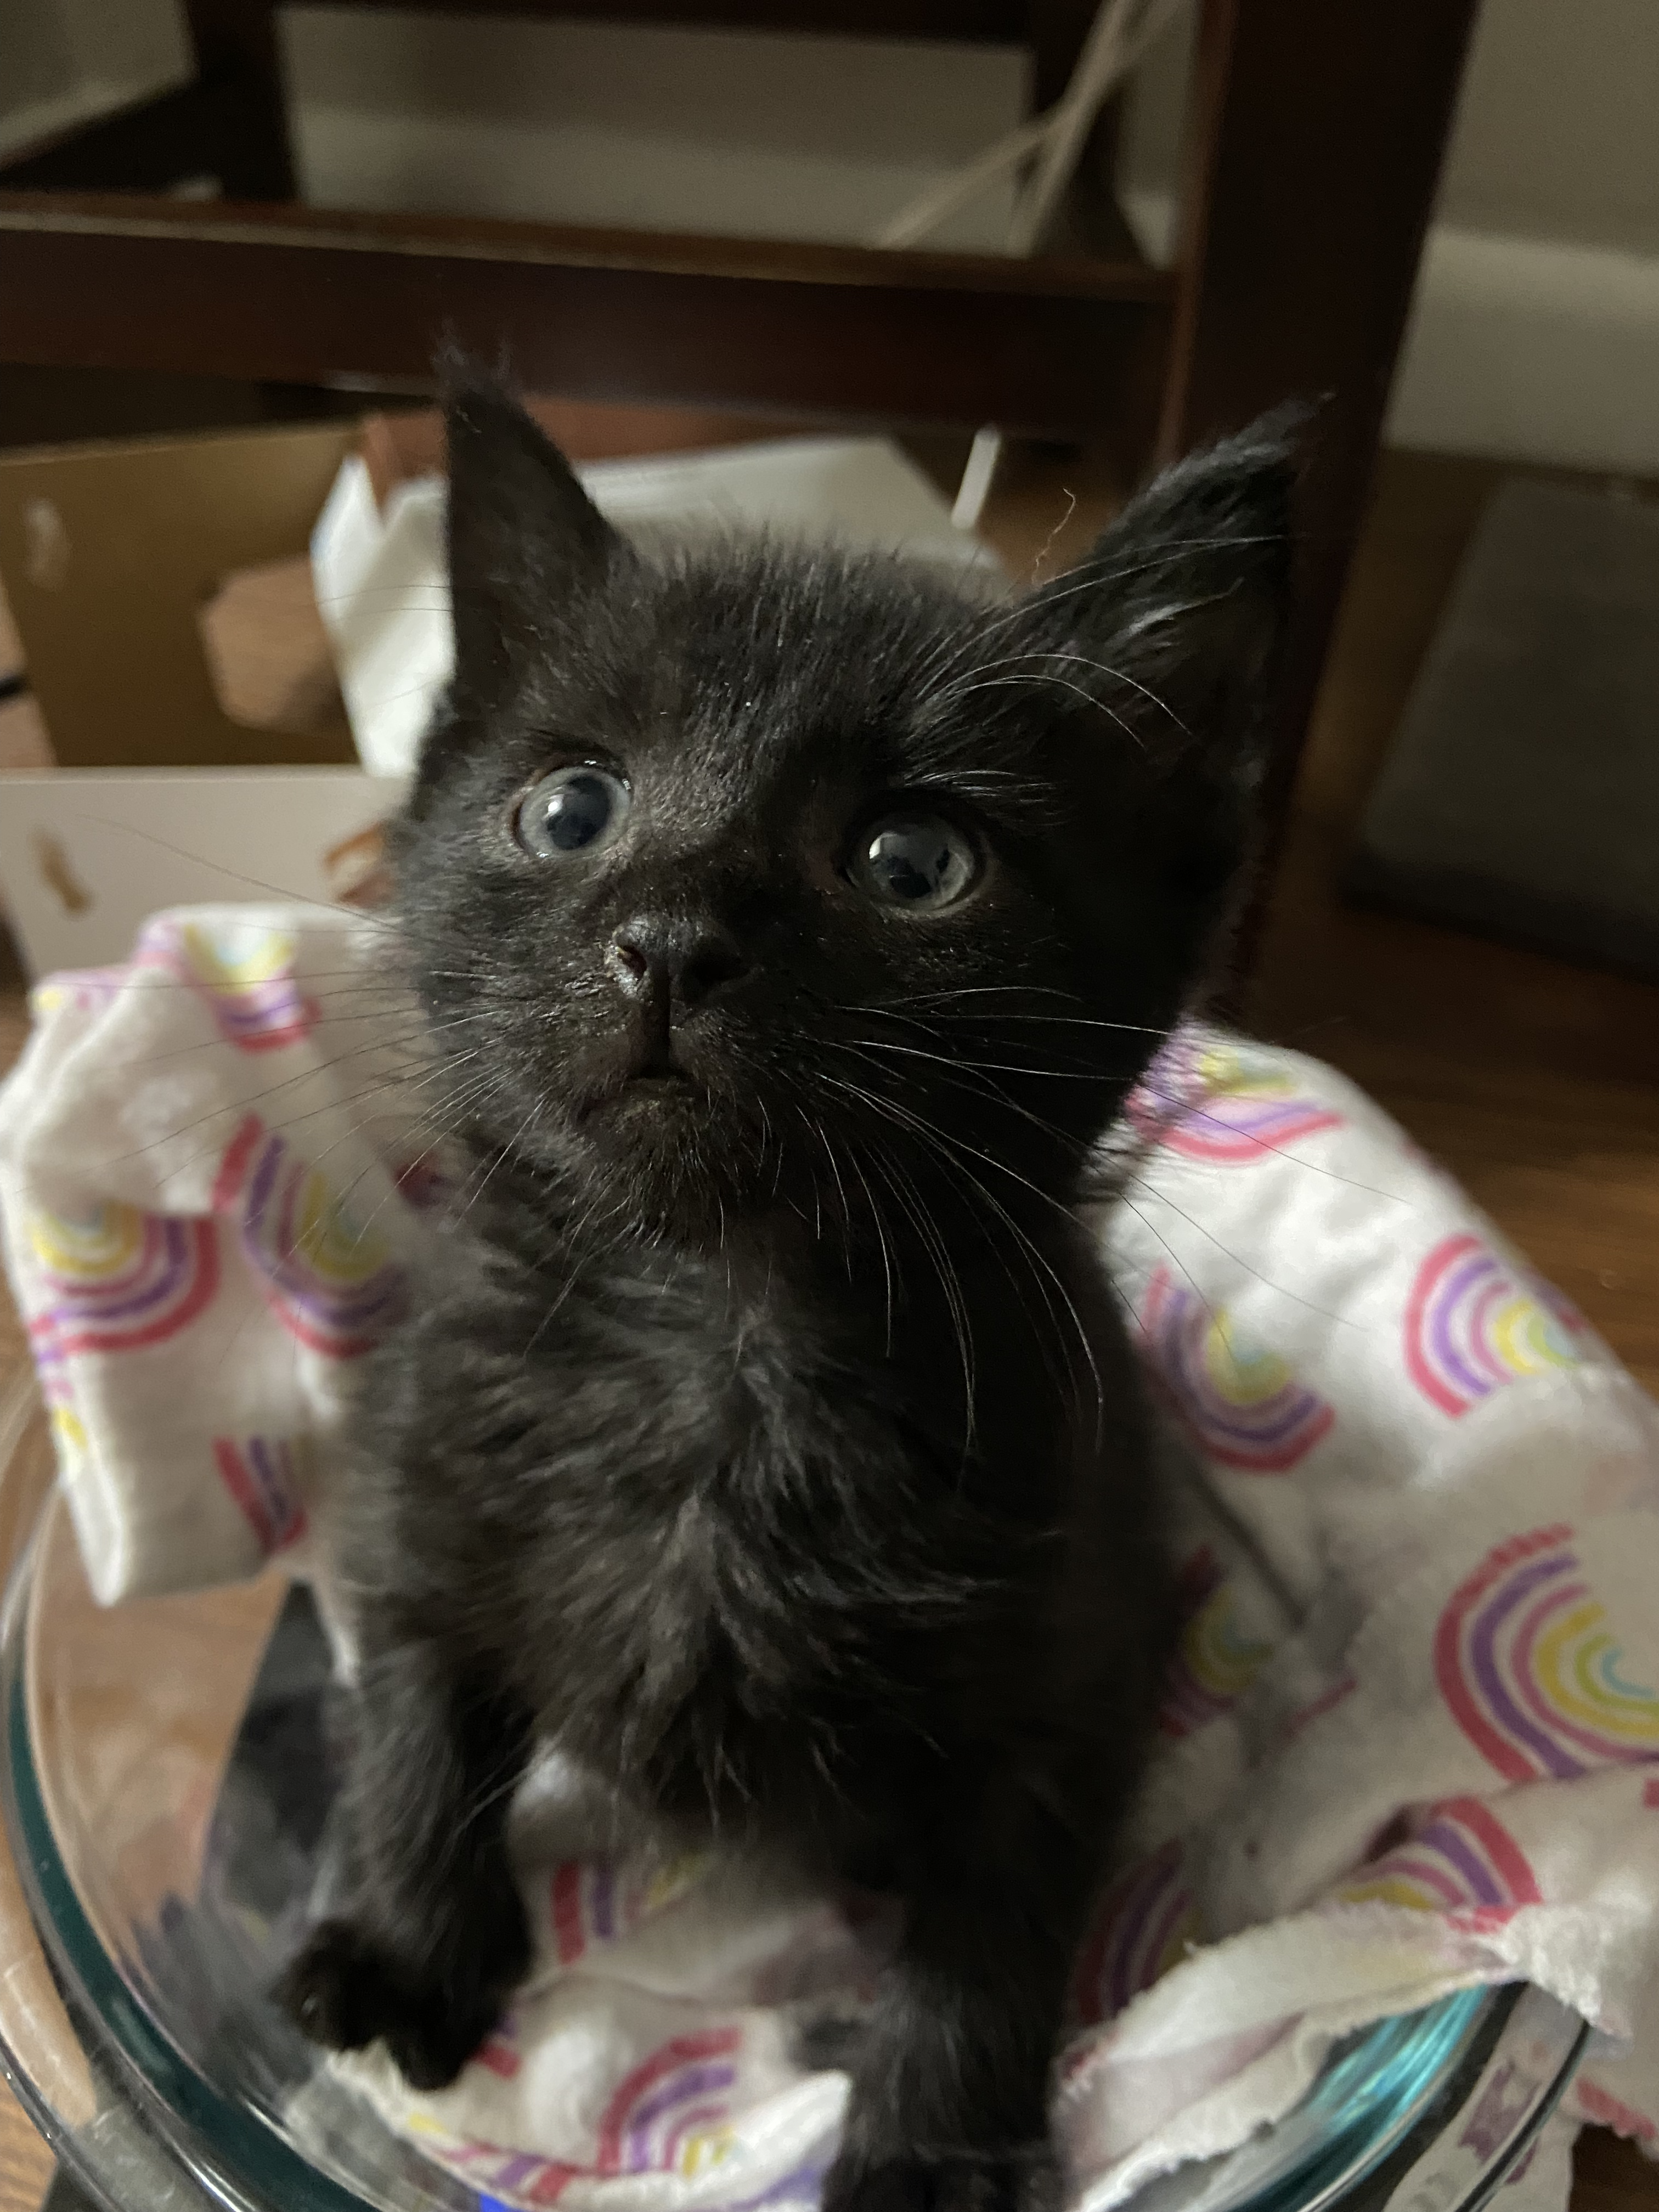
[443,371,629,710]
[966,409,1303,951]
[1005,408,1302,782]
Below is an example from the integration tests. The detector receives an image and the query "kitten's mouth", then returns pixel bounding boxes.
[577,1047,704,1118]
[626,1068,697,1092]
[624,1030,700,1087]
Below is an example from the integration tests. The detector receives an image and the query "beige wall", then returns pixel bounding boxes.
[1438,0,1658,253]
[0,0,190,162]
[1117,0,1659,471]
[280,10,1030,251]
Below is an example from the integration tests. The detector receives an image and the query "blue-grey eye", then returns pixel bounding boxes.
[852,815,979,911]
[515,766,630,859]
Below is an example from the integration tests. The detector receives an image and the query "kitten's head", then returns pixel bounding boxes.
[393,381,1299,1251]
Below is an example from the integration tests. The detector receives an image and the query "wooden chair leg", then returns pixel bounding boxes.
[1159,0,1479,851]
[1029,0,1113,105]
[0,84,226,193]
[0,0,294,199]
[182,0,295,199]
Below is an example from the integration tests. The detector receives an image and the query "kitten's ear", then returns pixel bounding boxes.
[443,370,627,704]
[1003,406,1304,787]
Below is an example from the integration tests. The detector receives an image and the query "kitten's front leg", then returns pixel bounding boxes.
[823,1770,1099,2212]
[278,1634,533,2090]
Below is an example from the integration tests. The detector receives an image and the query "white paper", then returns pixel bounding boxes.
[0,768,403,978]
[311,437,1005,780]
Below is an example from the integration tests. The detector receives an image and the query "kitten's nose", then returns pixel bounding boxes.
[607,917,749,1009]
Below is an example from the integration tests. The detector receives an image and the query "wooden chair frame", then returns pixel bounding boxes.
[0,0,1479,820]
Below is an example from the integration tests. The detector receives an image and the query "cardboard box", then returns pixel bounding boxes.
[0,399,793,976]
[0,398,819,777]
[0,414,386,978]
[0,769,405,979]
[0,397,984,979]
[0,421,362,772]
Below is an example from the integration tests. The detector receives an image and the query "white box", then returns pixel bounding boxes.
[313,436,1004,777]
[0,770,403,980]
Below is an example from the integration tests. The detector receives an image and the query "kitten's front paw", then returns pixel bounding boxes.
[277,1915,521,2092]
[821,2148,1054,2212]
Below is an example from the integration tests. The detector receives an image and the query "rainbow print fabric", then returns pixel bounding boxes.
[0,907,426,1602]
[5,910,1659,2212]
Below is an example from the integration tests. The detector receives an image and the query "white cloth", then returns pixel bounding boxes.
[3,903,1659,2212]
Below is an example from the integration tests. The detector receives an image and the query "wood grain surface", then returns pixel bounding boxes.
[0,445,1655,2207]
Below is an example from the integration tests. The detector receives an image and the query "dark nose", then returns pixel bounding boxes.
[607,916,749,1009]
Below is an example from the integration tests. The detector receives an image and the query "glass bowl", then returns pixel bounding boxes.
[0,1375,1588,2212]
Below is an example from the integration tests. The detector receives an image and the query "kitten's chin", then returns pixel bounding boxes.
[568,1081,763,1250]
[580,1070,708,1139]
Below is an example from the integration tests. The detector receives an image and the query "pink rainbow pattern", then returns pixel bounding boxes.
[403,2116,579,2207]
[1282,1674,1358,1744]
[1138,1267,1335,1472]
[473,2009,524,2080]
[595,2027,743,2176]
[1435,1523,1659,1782]
[212,1113,403,1359]
[1071,1842,1199,2027]
[212,1435,307,1556]
[407,2122,826,2212]
[136,915,315,1053]
[1405,1234,1588,1418]
[26,1203,218,1355]
[27,1331,94,1479]
[1159,1545,1274,1737]
[1334,1796,1541,1931]
[546,1852,709,1970]
[29,966,127,1018]
[550,1859,623,1965]
[1570,2080,1659,2145]
[1126,1031,1343,1166]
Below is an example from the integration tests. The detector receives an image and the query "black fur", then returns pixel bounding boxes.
[279,380,1299,2210]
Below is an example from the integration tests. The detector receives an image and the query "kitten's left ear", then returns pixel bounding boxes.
[443,369,629,706]
[1001,405,1304,788]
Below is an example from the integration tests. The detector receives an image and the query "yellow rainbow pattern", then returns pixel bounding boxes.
[1160,1578,1273,1736]
[137,915,314,1053]
[1186,1582,1273,1702]
[30,1200,145,1282]
[1407,1235,1588,1416]
[286,1164,391,1290]
[676,2125,735,2178]
[1534,1595,1659,1749]
[178,920,298,991]
[27,1200,218,1353]
[1204,1315,1295,1405]
[223,1116,403,1358]
[1127,1031,1342,1164]
[1436,1524,1659,1781]
[1139,1268,1335,1472]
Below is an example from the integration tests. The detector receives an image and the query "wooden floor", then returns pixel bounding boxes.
[0,444,1656,2207]
[1246,452,1659,1403]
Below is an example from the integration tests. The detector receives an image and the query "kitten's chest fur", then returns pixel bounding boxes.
[352,1209,1148,1846]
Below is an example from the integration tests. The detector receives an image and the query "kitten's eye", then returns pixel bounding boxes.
[851,815,979,912]
[515,766,630,859]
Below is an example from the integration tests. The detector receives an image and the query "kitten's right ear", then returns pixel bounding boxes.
[443,370,627,706]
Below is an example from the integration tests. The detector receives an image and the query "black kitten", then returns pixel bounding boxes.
[280,381,1296,2212]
